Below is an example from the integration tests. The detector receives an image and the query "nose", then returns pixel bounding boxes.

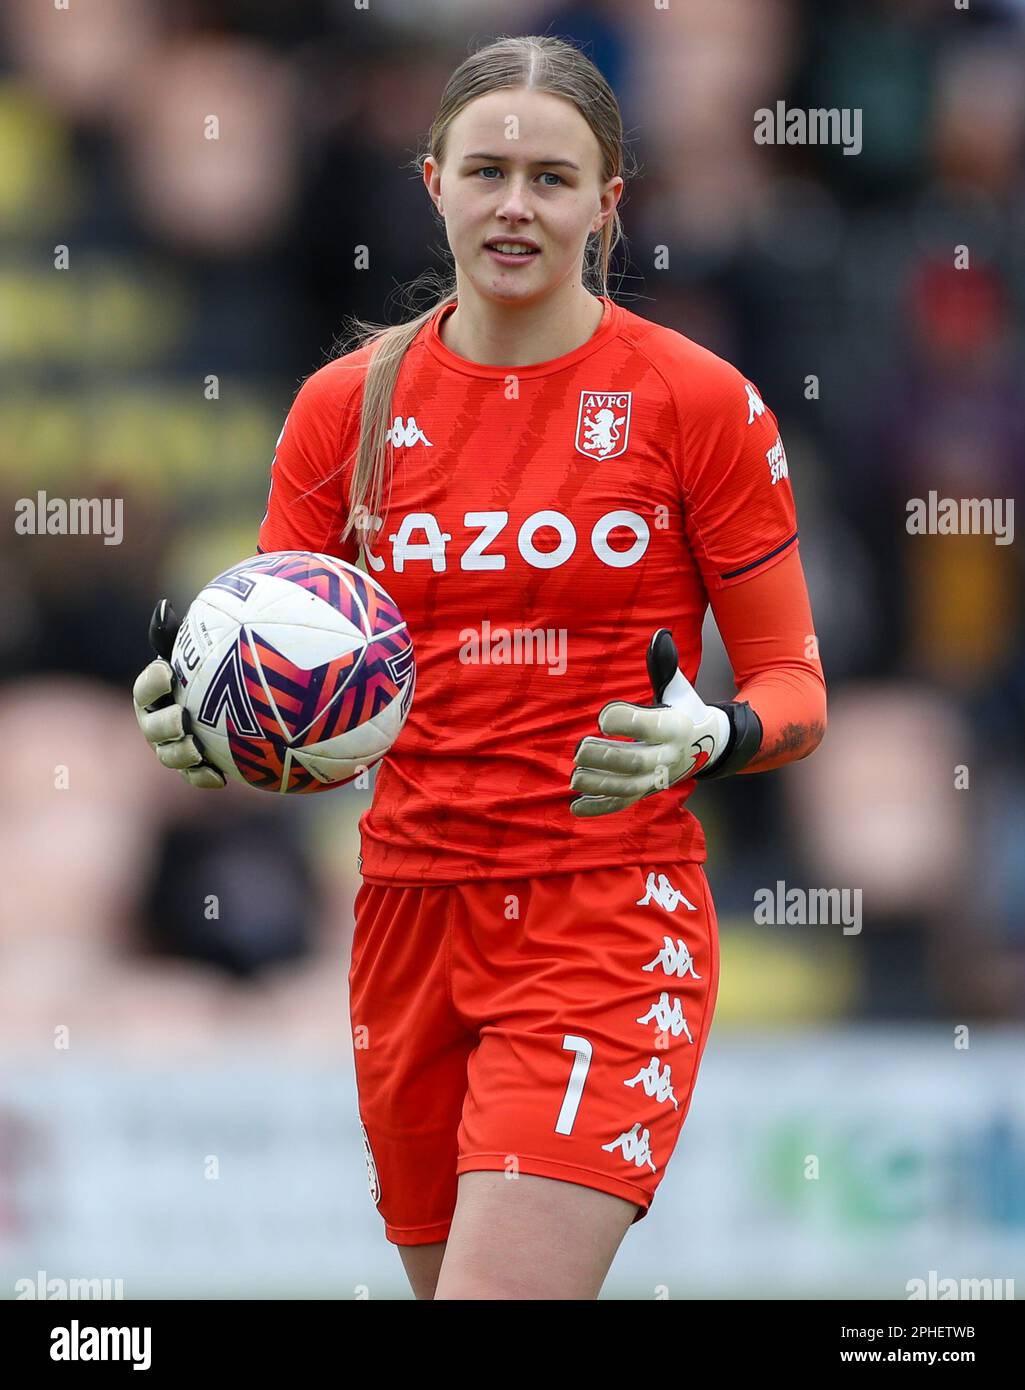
[494,175,534,223]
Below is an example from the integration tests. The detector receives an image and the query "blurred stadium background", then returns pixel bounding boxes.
[1,0,1023,1299]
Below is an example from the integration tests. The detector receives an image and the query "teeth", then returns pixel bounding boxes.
[490,243,535,255]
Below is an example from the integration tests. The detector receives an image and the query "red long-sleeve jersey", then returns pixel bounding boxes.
[259,294,822,883]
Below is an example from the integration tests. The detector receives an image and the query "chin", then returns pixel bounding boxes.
[471,269,553,304]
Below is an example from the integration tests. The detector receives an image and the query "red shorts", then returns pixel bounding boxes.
[347,860,720,1246]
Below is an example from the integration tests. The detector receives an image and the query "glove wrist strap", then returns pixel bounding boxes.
[693,700,763,781]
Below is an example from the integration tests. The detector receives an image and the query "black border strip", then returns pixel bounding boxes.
[720,530,798,581]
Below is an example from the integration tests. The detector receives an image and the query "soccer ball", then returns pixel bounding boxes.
[168,551,415,793]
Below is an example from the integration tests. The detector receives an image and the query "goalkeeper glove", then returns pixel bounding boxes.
[569,628,762,817]
[132,600,226,789]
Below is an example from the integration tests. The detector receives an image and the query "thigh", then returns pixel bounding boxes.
[434,1173,635,1300]
[349,880,474,1248]
[398,1241,446,1300]
[450,862,719,1254]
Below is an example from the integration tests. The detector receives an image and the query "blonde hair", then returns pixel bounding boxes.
[334,33,632,547]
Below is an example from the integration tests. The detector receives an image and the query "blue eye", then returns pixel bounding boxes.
[474,167,564,186]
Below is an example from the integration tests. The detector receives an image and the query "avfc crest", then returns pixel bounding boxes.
[359,1118,381,1207]
[575,390,631,460]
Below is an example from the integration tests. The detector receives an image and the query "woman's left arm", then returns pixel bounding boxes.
[706,547,827,774]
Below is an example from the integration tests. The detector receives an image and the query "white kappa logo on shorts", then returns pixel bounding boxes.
[624,1057,679,1109]
[602,1122,657,1173]
[642,936,702,979]
[636,991,695,1044]
[359,1118,381,1206]
[636,871,697,913]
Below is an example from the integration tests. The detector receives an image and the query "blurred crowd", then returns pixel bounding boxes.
[1,0,1023,1053]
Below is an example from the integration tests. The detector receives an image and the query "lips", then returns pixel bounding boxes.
[484,242,541,268]
[484,239,540,255]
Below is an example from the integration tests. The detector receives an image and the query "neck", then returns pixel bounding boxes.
[440,280,604,367]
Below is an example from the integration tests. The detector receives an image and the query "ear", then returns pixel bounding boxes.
[423,155,443,215]
[593,174,624,234]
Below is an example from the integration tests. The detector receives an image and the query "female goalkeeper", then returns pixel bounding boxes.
[133,34,826,1300]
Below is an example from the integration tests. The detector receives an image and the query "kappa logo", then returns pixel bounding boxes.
[745,382,765,424]
[642,935,702,980]
[575,390,631,460]
[601,1121,657,1173]
[624,1057,679,1109]
[636,991,695,1044]
[636,871,697,913]
[386,416,433,449]
[359,1118,381,1206]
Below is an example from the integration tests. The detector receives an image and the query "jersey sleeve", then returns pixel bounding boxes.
[673,362,799,592]
[709,547,827,771]
[256,359,363,565]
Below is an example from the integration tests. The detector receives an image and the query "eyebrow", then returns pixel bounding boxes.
[461,152,581,171]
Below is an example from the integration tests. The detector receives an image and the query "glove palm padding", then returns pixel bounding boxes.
[569,629,731,818]
[132,600,225,789]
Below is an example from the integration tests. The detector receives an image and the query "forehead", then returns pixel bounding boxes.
[448,88,599,165]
